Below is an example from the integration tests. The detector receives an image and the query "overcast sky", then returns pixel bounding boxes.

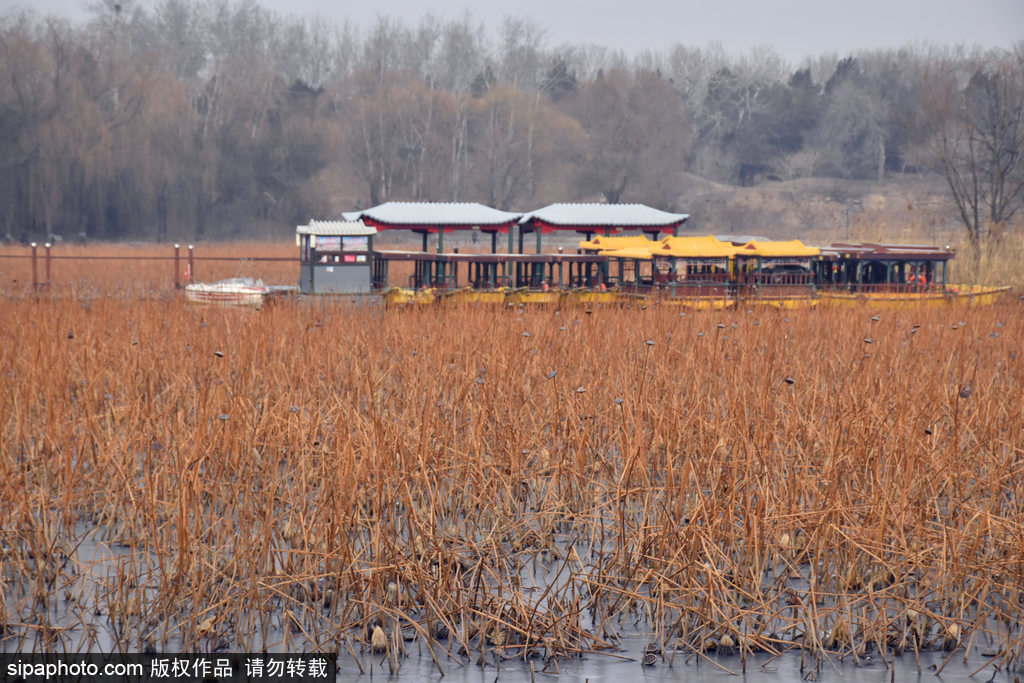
[3,0,1021,64]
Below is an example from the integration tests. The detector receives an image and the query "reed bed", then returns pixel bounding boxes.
[1,291,1022,677]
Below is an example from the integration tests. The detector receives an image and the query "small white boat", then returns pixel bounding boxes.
[184,277,269,307]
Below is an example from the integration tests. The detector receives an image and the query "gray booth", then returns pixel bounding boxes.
[297,220,377,294]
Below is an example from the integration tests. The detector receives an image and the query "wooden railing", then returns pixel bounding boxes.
[0,243,292,290]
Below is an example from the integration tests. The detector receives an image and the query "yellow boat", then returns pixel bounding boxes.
[439,286,511,304]
[656,296,736,310]
[509,288,562,304]
[383,287,438,306]
[384,284,1009,309]
[819,284,1010,308]
[567,289,621,304]
[742,296,818,310]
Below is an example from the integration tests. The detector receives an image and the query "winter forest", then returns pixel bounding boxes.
[1,0,1022,243]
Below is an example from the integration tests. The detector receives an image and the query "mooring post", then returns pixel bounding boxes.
[173,243,181,288]
[30,242,38,288]
[44,242,51,287]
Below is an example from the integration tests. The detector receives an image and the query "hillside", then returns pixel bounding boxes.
[675,174,960,245]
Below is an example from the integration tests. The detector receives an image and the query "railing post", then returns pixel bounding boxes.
[173,243,181,288]
[187,244,195,283]
[44,242,51,287]
[30,242,38,288]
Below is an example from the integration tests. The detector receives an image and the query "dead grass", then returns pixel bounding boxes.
[1,287,1022,673]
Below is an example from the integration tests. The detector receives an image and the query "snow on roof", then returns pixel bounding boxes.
[296,220,376,236]
[521,203,689,227]
[343,202,522,227]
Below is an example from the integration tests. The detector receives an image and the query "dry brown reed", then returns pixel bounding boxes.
[0,271,1022,675]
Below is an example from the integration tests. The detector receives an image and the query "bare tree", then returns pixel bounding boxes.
[813,78,887,181]
[926,49,1024,243]
[565,69,690,205]
[469,86,582,208]
[494,17,546,93]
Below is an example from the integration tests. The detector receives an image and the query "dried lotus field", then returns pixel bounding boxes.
[1,290,1022,679]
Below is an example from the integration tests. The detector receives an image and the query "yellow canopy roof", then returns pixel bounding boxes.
[598,246,654,260]
[737,239,820,258]
[654,235,738,259]
[578,235,659,252]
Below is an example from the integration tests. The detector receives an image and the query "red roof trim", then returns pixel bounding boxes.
[522,218,686,234]
[360,216,518,234]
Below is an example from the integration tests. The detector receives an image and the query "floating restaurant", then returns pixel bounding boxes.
[296,201,1006,306]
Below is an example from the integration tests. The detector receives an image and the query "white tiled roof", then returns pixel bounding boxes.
[296,220,376,236]
[521,203,689,227]
[343,202,522,226]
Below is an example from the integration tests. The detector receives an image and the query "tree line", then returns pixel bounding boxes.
[1,0,1021,243]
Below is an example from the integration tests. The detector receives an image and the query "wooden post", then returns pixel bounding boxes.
[187,245,195,283]
[173,243,181,288]
[30,242,38,288]
[44,242,52,287]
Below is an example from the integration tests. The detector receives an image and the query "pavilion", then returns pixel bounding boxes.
[815,242,953,289]
[518,203,690,253]
[342,202,522,254]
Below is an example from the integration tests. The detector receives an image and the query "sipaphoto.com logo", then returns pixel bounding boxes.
[1,652,336,682]
[7,657,143,680]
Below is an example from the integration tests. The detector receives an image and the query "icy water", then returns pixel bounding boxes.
[335,640,1014,682]
[4,527,1022,683]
